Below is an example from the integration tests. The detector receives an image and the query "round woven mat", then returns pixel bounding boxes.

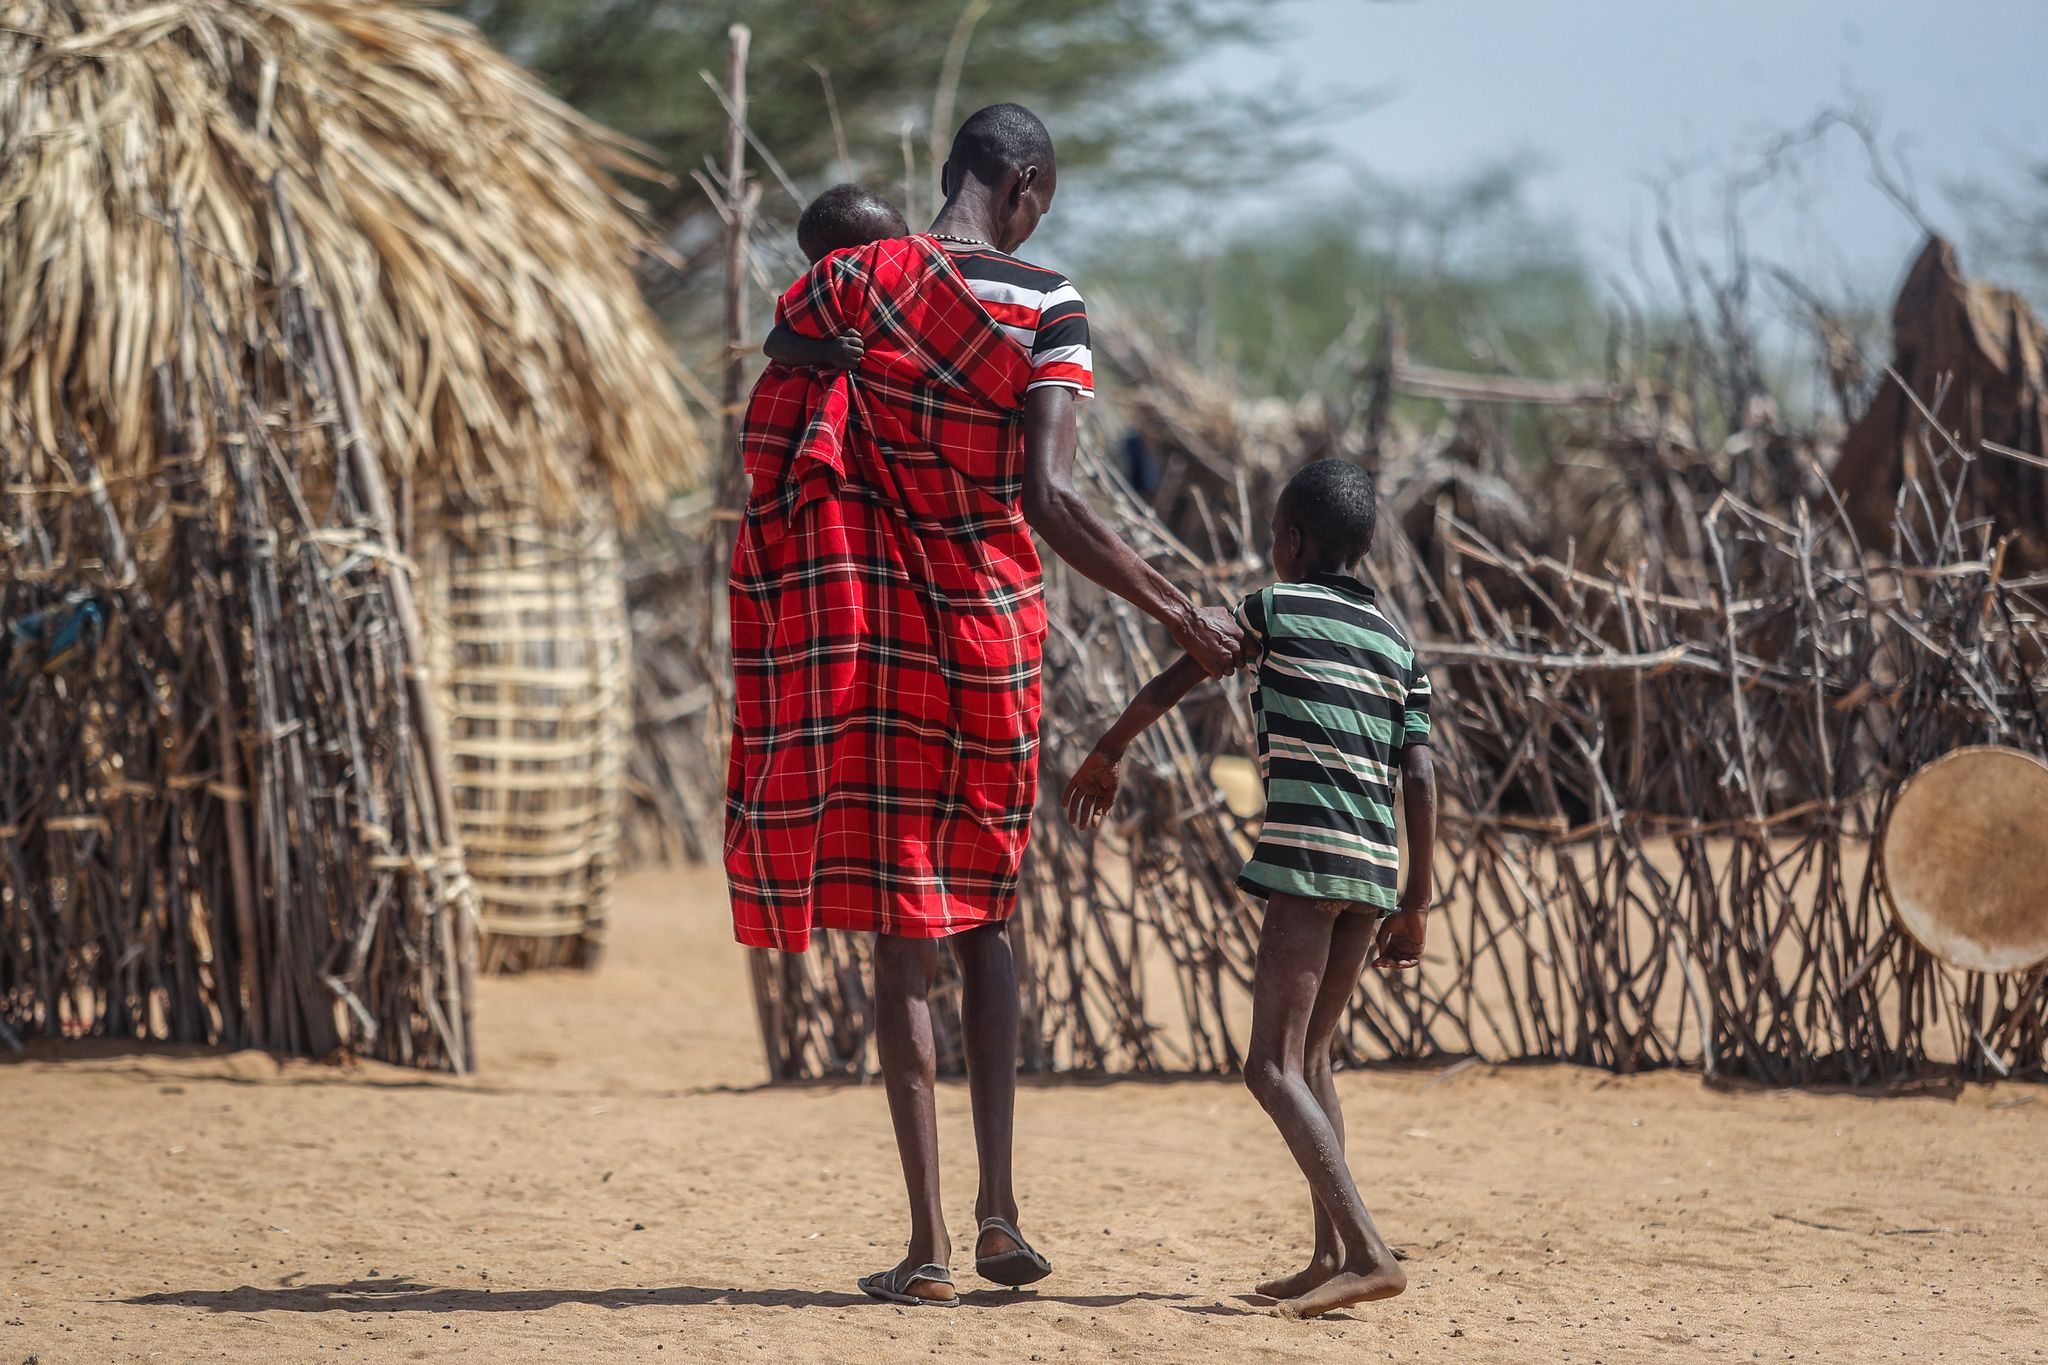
[1881,745,2048,973]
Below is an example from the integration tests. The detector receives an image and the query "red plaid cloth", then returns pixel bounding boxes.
[725,235,1045,951]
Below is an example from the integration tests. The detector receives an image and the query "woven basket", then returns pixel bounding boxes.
[423,500,631,971]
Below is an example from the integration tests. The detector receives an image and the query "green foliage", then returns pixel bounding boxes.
[458,0,1293,227]
[1086,161,1610,397]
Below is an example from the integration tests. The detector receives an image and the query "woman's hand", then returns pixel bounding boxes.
[1172,603,1248,678]
[1062,748,1123,830]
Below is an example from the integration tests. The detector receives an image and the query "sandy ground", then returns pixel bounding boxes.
[5,869,2045,1365]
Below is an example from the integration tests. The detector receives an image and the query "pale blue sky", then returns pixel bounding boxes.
[1177,0,2047,300]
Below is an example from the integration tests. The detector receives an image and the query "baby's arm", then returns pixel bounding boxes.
[1061,652,1209,830]
[1374,744,1437,969]
[762,321,864,370]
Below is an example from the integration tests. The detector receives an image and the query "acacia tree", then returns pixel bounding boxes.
[1095,163,1609,397]
[460,0,1292,230]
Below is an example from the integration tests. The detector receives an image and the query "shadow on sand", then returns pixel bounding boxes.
[122,1279,1256,1316]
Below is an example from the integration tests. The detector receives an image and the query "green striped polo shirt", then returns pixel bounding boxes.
[1234,573,1432,909]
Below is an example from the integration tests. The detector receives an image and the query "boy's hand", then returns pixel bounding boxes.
[1061,748,1123,830]
[1373,905,1429,970]
[822,331,865,369]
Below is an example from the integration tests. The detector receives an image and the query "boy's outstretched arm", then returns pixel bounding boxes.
[1375,744,1437,969]
[762,321,864,370]
[1061,652,1209,830]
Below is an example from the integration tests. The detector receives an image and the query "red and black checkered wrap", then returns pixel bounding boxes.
[725,235,1045,951]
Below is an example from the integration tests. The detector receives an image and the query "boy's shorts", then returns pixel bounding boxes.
[1303,897,1384,916]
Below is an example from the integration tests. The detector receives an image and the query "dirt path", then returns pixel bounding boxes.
[4,869,2043,1363]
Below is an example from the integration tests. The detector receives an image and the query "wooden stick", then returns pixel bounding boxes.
[718,23,753,500]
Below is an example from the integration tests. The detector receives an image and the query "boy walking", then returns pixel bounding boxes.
[1063,458,1437,1319]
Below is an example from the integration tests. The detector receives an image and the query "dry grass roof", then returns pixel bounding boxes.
[1,0,700,519]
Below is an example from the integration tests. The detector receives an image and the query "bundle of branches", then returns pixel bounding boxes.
[1091,309,1294,568]
[1,211,475,1068]
[618,492,731,867]
[1396,464,2047,1083]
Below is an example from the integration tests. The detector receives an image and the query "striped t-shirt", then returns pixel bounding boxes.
[1234,573,1433,909]
[938,240,1094,400]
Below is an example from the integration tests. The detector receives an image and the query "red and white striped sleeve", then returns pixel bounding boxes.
[1027,278,1093,400]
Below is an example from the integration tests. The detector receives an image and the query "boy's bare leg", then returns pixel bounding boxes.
[1244,895,1407,1318]
[1256,908,1382,1299]
[872,934,951,1280]
[950,922,1028,1258]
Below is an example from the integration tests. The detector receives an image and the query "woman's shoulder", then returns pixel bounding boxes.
[946,244,1076,293]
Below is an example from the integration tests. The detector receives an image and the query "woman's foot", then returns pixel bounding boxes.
[1277,1260,1407,1319]
[888,1231,951,1296]
[974,1215,1053,1287]
[1255,1250,1341,1300]
[857,1258,957,1307]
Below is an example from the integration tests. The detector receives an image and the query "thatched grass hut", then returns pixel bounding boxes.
[1,0,699,1064]
[4,0,692,512]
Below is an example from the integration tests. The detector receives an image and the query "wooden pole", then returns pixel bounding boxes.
[928,1,993,205]
[719,23,753,500]
[710,23,789,1082]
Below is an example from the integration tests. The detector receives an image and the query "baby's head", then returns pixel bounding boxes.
[797,184,909,263]
[1271,459,1377,580]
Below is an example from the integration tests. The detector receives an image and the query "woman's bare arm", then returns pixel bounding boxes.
[1019,385,1245,677]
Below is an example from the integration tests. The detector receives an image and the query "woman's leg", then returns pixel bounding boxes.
[872,934,950,1273]
[950,922,1025,1251]
[1243,895,1406,1317]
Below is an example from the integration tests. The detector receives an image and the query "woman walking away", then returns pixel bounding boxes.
[725,104,1246,1308]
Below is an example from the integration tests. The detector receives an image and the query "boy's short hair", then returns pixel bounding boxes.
[1277,459,1378,566]
[796,184,909,262]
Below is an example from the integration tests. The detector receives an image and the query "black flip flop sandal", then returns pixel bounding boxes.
[857,1263,958,1307]
[974,1216,1053,1288]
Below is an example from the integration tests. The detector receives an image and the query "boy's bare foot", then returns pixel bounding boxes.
[1277,1261,1408,1320]
[1255,1251,1340,1300]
